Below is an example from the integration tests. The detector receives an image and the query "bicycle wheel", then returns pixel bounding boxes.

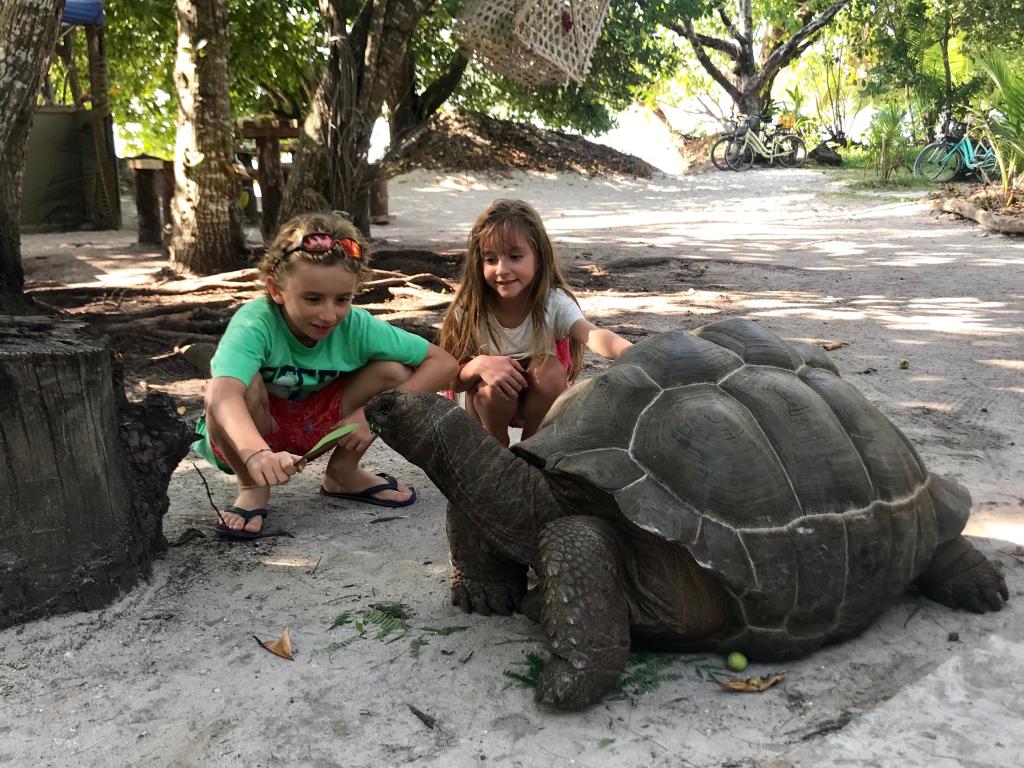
[914,142,961,182]
[777,135,807,167]
[725,140,754,171]
[710,136,733,171]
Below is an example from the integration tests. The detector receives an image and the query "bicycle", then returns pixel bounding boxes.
[710,115,787,170]
[710,119,741,171]
[913,120,997,182]
[725,115,807,170]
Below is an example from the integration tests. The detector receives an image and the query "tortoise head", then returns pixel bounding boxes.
[366,389,456,464]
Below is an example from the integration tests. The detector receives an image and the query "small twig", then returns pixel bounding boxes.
[406,704,436,730]
[190,461,223,522]
[307,555,323,576]
[368,650,405,670]
[369,515,406,524]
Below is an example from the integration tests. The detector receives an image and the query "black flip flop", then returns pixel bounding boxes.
[214,505,269,541]
[319,473,417,508]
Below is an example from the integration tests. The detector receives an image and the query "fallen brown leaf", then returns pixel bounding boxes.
[580,263,609,277]
[719,672,787,693]
[822,341,848,351]
[255,628,294,660]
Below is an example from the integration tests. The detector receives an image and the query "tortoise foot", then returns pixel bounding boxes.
[534,654,621,710]
[918,536,1009,613]
[450,566,526,616]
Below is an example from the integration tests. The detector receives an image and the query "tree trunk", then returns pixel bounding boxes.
[674,0,851,119]
[939,11,953,131]
[84,24,121,230]
[387,48,468,145]
[282,0,435,236]
[169,0,246,275]
[0,317,191,629]
[0,0,65,312]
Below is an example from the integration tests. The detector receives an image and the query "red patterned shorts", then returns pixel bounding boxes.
[200,376,346,472]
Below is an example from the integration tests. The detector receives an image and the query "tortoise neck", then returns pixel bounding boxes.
[373,393,563,565]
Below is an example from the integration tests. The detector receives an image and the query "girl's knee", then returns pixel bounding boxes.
[529,356,569,399]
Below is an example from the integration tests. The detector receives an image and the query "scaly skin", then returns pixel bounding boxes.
[366,390,563,565]
[447,502,527,615]
[917,536,1009,613]
[534,517,631,709]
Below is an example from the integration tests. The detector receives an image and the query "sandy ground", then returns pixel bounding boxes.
[3,168,1023,768]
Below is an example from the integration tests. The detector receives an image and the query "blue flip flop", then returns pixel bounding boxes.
[214,505,269,541]
[319,473,417,508]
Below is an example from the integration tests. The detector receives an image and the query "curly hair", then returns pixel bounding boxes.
[258,211,371,285]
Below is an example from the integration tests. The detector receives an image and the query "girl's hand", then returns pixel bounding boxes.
[245,449,303,486]
[334,407,376,453]
[472,355,528,399]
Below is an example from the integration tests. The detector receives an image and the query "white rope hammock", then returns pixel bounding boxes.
[455,0,612,86]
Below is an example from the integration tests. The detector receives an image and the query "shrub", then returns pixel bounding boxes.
[866,103,911,183]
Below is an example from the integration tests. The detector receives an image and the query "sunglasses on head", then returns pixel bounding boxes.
[283,232,363,260]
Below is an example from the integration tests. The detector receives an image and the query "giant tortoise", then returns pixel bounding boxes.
[365,318,1008,709]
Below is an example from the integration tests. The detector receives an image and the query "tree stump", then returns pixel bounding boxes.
[0,317,191,629]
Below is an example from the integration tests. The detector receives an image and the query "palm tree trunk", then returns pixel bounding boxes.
[0,0,65,311]
[168,0,246,275]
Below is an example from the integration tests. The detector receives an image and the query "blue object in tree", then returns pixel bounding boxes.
[62,0,104,26]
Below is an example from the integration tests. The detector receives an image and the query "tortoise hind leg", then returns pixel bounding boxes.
[534,517,630,710]
[448,502,527,616]
[916,536,1009,613]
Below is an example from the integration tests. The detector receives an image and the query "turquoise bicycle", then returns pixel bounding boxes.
[913,121,997,182]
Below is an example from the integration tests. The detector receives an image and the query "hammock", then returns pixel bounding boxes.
[456,0,612,86]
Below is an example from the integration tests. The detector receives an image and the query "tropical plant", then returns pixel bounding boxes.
[975,51,1024,205]
[865,102,911,182]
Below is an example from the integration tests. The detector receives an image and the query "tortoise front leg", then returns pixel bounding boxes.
[447,502,527,616]
[534,517,630,710]
[917,536,1009,613]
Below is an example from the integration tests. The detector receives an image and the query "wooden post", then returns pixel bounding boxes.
[257,137,283,240]
[128,158,165,245]
[236,118,299,241]
[0,318,190,629]
[370,177,390,224]
[160,161,175,255]
[237,152,259,221]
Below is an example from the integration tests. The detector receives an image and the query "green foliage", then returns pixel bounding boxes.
[610,652,684,698]
[866,103,912,182]
[413,2,686,135]
[598,737,615,749]
[323,603,468,659]
[976,50,1024,201]
[503,652,546,689]
[330,601,410,642]
[105,0,320,155]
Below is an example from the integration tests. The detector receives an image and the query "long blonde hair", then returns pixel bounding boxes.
[440,199,583,381]
[258,211,371,286]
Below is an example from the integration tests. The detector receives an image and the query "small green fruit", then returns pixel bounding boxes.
[726,651,747,672]
[899,359,909,370]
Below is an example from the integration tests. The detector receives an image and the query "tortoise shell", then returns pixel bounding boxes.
[515,318,970,647]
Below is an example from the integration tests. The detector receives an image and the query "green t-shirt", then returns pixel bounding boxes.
[210,298,429,401]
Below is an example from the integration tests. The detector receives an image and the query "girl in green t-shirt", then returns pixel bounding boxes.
[195,211,458,540]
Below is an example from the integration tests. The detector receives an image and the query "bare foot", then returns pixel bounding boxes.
[219,487,270,534]
[321,468,414,505]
